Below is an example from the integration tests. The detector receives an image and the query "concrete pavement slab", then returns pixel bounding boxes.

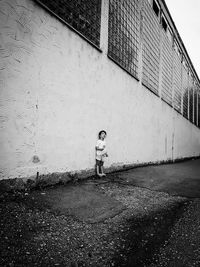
[22,183,125,223]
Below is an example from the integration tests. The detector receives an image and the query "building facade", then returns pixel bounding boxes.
[0,0,200,182]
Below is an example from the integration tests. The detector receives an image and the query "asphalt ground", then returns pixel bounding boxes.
[0,158,200,266]
[10,158,200,223]
[109,158,200,198]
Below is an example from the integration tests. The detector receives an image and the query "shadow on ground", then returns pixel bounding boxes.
[110,201,189,267]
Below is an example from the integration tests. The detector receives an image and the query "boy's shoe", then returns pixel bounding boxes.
[101,173,106,177]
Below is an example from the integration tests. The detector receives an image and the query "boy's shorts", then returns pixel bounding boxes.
[96,159,103,167]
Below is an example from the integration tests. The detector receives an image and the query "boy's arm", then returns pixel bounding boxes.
[95,141,105,151]
[102,151,108,157]
[95,145,105,151]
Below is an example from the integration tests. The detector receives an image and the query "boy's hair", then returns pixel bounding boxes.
[98,130,107,139]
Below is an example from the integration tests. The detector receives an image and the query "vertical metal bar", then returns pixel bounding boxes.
[100,0,109,54]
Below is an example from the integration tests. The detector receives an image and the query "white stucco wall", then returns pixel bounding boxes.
[0,0,200,180]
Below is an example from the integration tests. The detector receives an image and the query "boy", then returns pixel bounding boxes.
[95,130,108,177]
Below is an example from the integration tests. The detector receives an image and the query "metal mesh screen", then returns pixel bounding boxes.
[189,88,194,123]
[108,0,140,78]
[182,66,189,119]
[198,92,200,127]
[36,0,102,47]
[173,49,182,113]
[142,0,160,95]
[161,32,173,106]
[194,86,198,126]
[188,75,194,123]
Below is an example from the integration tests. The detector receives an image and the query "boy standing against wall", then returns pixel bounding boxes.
[95,130,108,177]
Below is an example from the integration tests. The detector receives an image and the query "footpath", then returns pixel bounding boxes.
[0,158,200,266]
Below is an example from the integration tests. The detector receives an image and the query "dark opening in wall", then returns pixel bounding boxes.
[161,16,167,31]
[153,0,160,17]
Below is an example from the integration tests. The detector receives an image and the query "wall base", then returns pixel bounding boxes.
[0,156,199,194]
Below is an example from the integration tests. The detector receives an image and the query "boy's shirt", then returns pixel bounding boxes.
[96,139,106,161]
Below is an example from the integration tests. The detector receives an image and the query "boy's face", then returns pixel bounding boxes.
[100,132,106,140]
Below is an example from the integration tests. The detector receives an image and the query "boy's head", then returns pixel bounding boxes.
[98,130,107,140]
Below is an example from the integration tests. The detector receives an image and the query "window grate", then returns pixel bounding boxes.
[108,0,140,78]
[194,87,198,125]
[198,92,200,127]
[182,67,189,119]
[142,0,160,95]
[36,0,102,47]
[188,76,194,123]
[161,33,173,106]
[152,0,160,17]
[189,88,194,123]
[173,49,182,113]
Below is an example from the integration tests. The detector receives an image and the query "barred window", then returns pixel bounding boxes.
[161,31,173,106]
[194,84,198,126]
[173,41,182,113]
[166,26,173,44]
[108,0,140,79]
[161,15,167,32]
[189,88,194,123]
[174,40,181,57]
[152,0,160,17]
[188,73,194,123]
[148,0,160,18]
[36,0,102,47]
[198,91,200,128]
[182,65,189,119]
[142,0,160,95]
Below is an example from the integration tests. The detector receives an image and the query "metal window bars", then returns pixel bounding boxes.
[36,0,101,47]
[108,0,140,79]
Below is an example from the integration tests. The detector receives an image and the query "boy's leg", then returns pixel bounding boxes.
[100,162,106,176]
[96,165,101,176]
[96,160,103,177]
